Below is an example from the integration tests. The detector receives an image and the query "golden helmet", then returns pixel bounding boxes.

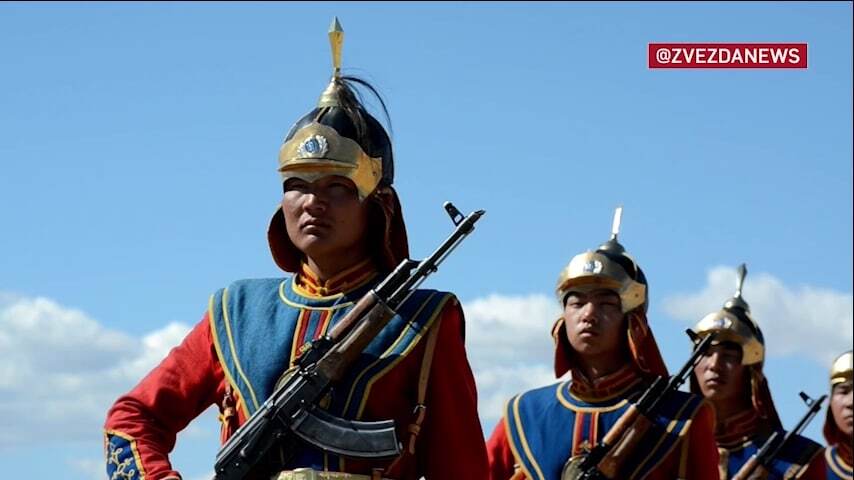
[693,264,765,366]
[277,17,392,201]
[267,18,409,274]
[555,207,647,313]
[830,351,853,386]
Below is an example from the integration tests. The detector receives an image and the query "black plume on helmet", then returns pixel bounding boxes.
[284,75,395,187]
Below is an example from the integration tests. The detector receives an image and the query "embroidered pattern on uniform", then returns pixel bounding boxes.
[105,432,144,480]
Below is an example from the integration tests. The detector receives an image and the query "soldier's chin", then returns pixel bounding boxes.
[699,384,725,399]
[570,341,606,357]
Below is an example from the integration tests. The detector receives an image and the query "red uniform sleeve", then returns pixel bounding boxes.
[682,401,721,480]
[486,419,518,480]
[104,313,227,480]
[418,300,489,480]
[798,448,827,480]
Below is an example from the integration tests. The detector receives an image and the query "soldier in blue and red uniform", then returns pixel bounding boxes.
[104,19,488,480]
[824,351,853,480]
[485,208,720,480]
[691,264,825,479]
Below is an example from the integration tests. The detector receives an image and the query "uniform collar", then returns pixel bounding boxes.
[716,408,760,447]
[294,259,378,297]
[569,364,644,402]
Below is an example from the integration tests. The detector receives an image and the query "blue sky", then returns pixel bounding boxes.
[0,3,851,479]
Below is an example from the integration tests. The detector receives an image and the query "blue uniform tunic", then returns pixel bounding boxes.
[502,379,705,480]
[209,276,452,469]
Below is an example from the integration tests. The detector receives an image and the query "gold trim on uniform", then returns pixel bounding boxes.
[295,260,379,298]
[105,429,147,480]
[510,393,547,480]
[208,295,252,420]
[221,287,261,411]
[556,381,632,413]
[352,292,449,418]
[827,447,854,480]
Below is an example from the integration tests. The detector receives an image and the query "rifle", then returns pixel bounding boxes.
[562,329,717,480]
[731,391,827,480]
[213,202,485,480]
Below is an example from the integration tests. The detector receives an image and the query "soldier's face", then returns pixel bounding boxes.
[693,342,747,404]
[563,289,625,358]
[282,175,370,262]
[831,380,854,439]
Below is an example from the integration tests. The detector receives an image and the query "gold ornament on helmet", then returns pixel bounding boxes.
[830,351,853,386]
[277,17,384,201]
[693,263,765,366]
[555,206,647,313]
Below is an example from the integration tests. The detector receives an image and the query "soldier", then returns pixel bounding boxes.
[104,19,488,480]
[691,264,825,479]
[485,208,720,480]
[824,351,853,479]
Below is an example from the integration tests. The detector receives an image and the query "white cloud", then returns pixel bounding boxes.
[462,293,561,427]
[0,294,194,448]
[663,266,853,366]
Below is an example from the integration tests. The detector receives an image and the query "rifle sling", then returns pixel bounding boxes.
[386,313,444,471]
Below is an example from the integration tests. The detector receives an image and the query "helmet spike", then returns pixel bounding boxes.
[597,205,627,256]
[328,17,344,78]
[318,17,345,107]
[722,263,751,313]
[735,263,747,298]
[610,205,623,241]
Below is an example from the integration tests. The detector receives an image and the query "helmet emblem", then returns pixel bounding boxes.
[583,260,604,274]
[712,317,732,329]
[297,135,329,158]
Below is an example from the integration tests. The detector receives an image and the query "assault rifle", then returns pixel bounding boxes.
[563,329,717,480]
[213,202,485,480]
[731,391,827,480]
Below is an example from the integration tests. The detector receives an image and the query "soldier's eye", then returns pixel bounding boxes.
[284,180,310,193]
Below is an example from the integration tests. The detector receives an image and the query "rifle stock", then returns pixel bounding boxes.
[597,414,653,477]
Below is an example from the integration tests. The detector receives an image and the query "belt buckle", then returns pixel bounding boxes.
[273,468,319,480]
[293,468,319,480]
